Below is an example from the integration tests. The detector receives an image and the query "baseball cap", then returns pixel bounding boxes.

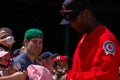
[53,55,68,63]
[24,28,44,40]
[60,0,90,25]
[0,51,9,58]
[40,51,58,59]
[27,64,53,80]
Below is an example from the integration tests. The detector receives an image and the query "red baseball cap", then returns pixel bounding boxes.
[53,55,68,62]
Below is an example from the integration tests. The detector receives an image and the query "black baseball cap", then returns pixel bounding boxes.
[60,0,90,25]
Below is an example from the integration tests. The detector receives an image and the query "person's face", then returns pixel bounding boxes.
[70,10,90,34]
[41,57,53,72]
[0,30,12,39]
[26,38,43,56]
[56,60,68,69]
[42,57,53,65]
[0,30,15,47]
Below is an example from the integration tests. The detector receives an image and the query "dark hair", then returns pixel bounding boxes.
[0,27,13,35]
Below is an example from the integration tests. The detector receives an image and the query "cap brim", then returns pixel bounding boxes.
[60,18,70,25]
[0,51,8,57]
[50,53,59,58]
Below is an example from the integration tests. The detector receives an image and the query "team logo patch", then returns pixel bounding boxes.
[103,40,115,55]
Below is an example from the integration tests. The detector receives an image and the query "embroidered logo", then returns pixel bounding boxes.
[103,40,115,55]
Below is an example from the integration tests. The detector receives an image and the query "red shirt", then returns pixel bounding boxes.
[67,25,120,80]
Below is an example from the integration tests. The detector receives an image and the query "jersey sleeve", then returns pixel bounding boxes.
[66,40,120,80]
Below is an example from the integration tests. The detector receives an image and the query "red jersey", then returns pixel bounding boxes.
[66,25,120,80]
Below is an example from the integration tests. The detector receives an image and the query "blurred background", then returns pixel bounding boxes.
[0,0,120,58]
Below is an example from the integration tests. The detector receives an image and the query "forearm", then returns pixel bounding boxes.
[0,71,27,80]
[0,75,16,80]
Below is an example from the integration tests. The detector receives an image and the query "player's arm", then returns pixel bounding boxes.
[67,40,120,80]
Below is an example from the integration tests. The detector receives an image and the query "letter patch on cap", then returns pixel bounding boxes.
[103,40,115,55]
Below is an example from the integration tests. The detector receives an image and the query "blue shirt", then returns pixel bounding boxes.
[13,52,40,71]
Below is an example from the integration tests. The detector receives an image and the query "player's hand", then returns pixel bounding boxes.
[11,71,28,80]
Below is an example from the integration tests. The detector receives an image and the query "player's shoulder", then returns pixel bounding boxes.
[100,27,118,42]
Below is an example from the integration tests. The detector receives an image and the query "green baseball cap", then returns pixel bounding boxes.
[24,28,44,40]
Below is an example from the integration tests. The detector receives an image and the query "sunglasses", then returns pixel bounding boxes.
[60,10,80,22]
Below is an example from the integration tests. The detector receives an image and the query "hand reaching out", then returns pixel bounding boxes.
[10,71,28,80]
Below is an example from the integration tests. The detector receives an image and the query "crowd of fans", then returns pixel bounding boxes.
[0,27,72,80]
